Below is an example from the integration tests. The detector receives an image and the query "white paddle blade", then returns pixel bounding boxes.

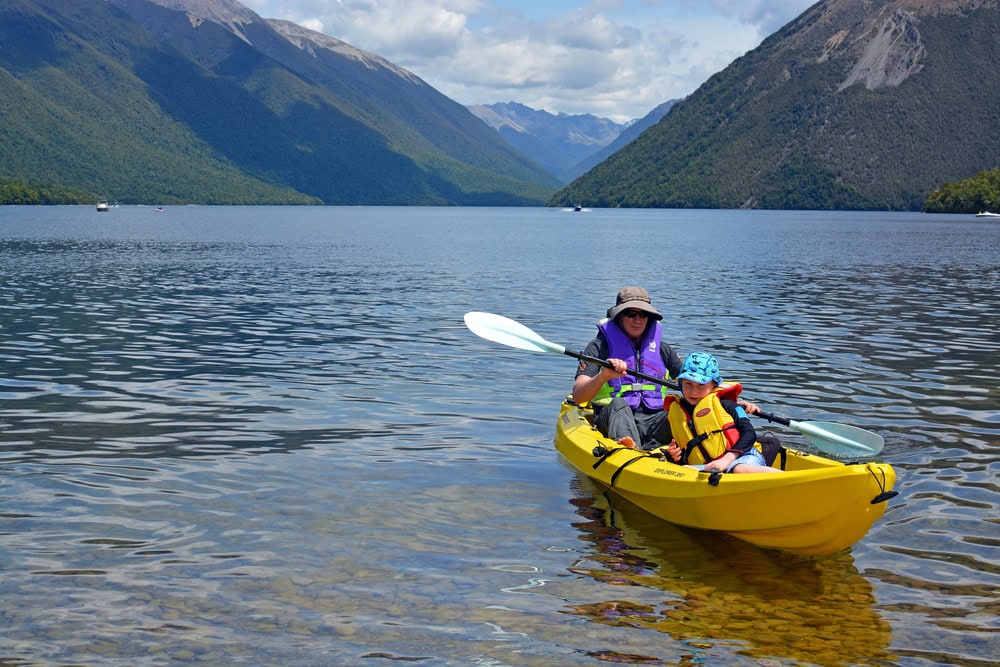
[463,312,566,355]
[792,420,884,457]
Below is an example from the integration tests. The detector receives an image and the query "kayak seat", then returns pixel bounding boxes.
[758,433,787,470]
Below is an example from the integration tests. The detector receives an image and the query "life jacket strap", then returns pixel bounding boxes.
[682,424,739,465]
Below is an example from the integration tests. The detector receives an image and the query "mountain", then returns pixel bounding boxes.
[552,0,1000,211]
[0,0,560,205]
[566,100,677,181]
[468,102,626,183]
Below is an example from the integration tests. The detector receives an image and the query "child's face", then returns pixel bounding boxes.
[681,379,715,404]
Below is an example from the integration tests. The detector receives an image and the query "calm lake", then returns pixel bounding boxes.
[0,205,997,666]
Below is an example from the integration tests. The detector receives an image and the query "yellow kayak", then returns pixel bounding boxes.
[555,401,897,557]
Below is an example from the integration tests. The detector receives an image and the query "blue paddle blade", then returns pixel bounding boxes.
[792,420,884,457]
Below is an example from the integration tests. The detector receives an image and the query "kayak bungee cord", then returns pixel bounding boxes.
[866,464,899,504]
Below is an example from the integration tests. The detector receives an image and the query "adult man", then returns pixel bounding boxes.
[571,287,681,450]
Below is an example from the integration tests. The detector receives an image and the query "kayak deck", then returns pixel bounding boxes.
[555,401,897,556]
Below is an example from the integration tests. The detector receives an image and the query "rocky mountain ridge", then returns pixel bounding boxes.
[553,0,1000,210]
[467,102,626,183]
[468,100,678,183]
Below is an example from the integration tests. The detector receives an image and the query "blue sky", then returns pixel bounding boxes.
[241,1,816,122]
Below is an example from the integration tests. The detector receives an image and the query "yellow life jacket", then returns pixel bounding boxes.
[664,382,744,465]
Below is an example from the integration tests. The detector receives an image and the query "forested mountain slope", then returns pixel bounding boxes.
[0,0,559,205]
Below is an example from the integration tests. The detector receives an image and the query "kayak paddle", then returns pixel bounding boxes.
[753,411,883,457]
[463,311,675,388]
[463,311,885,459]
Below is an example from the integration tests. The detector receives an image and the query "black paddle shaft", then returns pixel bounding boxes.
[563,349,680,391]
[752,410,793,427]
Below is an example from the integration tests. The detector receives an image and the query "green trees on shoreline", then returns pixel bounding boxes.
[8,167,999,214]
[923,168,1000,214]
[0,180,95,205]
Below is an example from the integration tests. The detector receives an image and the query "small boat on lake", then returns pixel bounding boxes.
[976,211,1000,218]
[555,400,897,556]
[96,200,109,212]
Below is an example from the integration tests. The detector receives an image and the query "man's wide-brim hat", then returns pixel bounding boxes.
[607,286,662,321]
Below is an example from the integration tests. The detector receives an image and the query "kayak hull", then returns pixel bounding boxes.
[555,401,897,556]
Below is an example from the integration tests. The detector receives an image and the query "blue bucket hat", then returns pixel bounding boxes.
[676,352,722,385]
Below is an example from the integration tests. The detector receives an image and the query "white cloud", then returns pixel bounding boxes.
[711,0,811,34]
[299,17,324,32]
[333,1,471,58]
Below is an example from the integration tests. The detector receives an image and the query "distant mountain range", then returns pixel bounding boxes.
[468,101,676,183]
[552,0,1000,210]
[569,101,678,181]
[0,0,560,205]
[5,0,992,210]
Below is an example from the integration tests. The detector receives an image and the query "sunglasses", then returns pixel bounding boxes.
[621,310,648,319]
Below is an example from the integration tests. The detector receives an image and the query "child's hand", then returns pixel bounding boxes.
[664,439,682,462]
[704,451,738,472]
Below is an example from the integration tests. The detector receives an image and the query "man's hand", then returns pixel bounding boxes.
[600,358,628,380]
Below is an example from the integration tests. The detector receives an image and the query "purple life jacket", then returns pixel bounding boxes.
[594,319,668,410]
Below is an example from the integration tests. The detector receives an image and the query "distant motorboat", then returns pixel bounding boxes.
[573,204,582,211]
[976,211,1000,218]
[96,200,109,212]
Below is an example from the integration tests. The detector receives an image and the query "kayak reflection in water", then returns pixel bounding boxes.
[564,484,896,666]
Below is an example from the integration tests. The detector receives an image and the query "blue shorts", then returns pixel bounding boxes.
[689,448,767,472]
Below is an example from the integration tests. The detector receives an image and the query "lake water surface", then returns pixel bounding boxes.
[1,205,997,665]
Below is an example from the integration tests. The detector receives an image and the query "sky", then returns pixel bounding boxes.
[241,1,817,123]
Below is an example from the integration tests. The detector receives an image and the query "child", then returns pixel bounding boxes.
[663,352,782,474]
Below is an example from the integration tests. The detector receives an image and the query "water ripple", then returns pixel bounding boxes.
[1,207,997,664]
